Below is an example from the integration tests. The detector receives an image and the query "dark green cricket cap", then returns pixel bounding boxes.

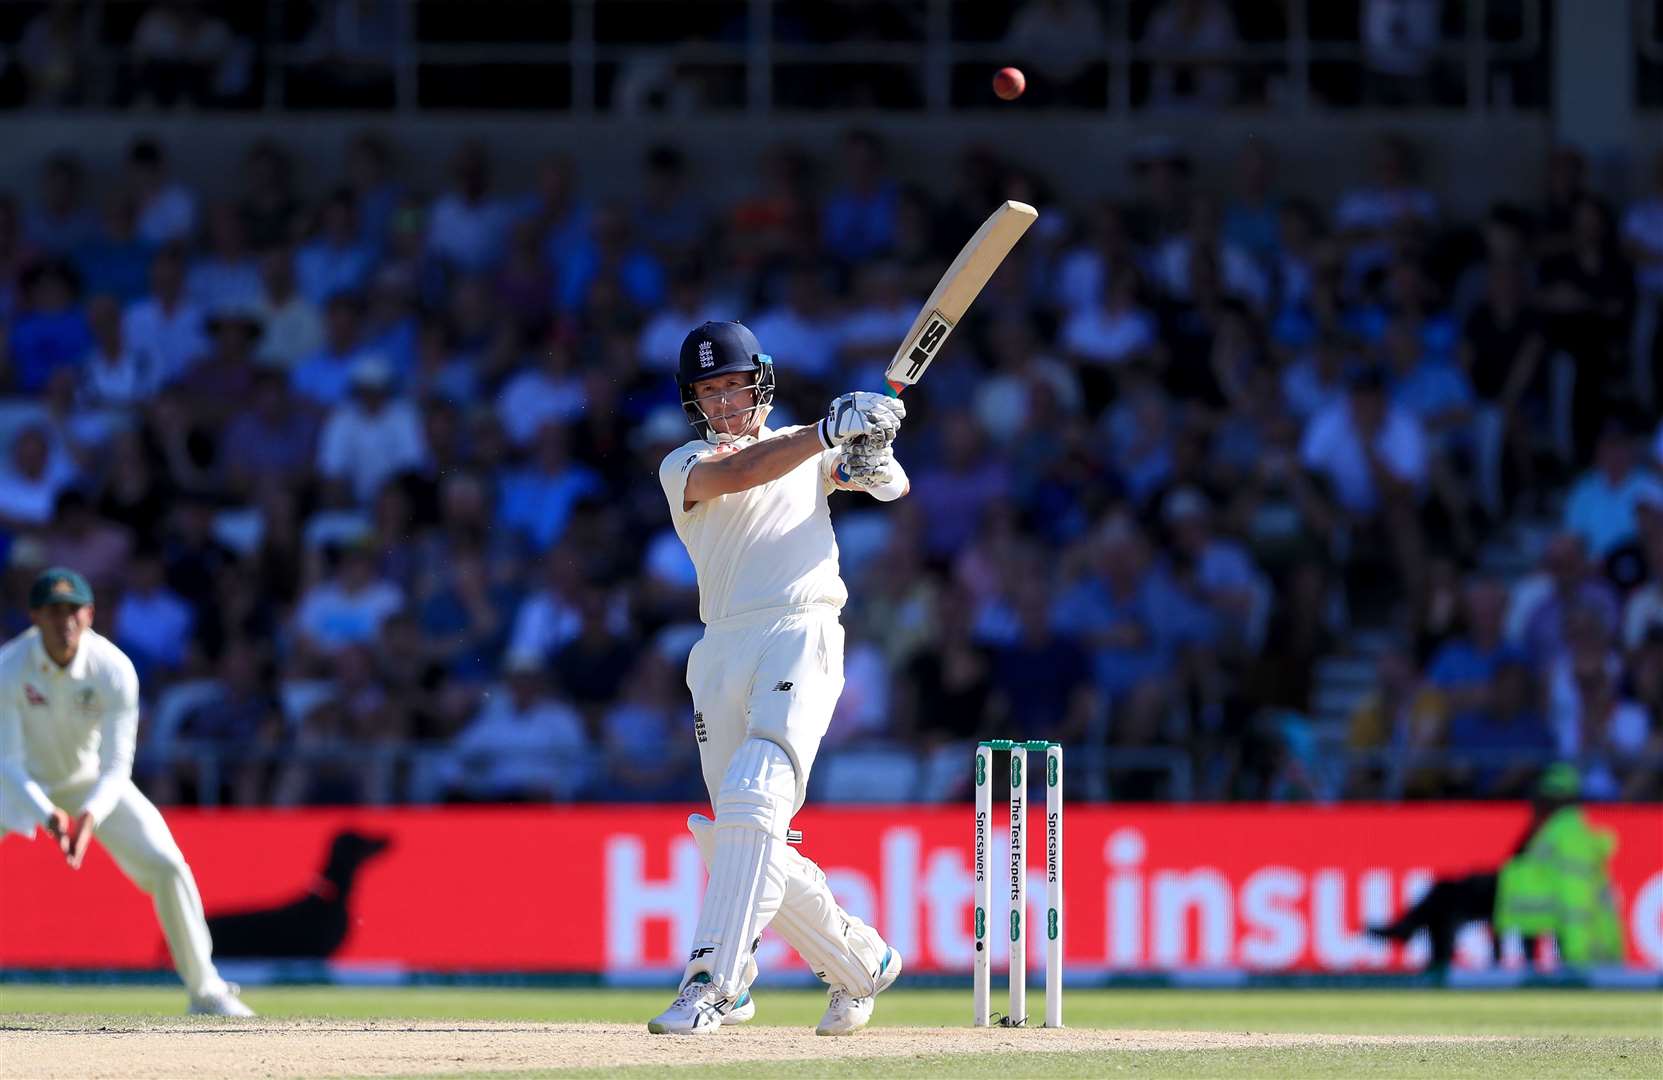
[29,567,94,609]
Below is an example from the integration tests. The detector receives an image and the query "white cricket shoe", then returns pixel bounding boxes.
[647,973,732,1035]
[189,983,255,1017]
[816,946,903,1036]
[721,987,755,1025]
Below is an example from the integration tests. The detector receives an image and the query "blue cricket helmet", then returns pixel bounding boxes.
[677,321,775,441]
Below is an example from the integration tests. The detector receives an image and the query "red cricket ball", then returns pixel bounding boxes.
[994,67,1026,101]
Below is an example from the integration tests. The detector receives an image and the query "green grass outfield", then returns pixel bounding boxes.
[2,986,1660,1079]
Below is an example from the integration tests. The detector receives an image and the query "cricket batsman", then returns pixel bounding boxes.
[648,322,907,1036]
[0,567,254,1016]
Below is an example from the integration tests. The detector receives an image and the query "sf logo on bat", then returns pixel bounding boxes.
[902,312,953,381]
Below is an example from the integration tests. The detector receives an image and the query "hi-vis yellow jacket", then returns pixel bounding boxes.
[1493,807,1624,965]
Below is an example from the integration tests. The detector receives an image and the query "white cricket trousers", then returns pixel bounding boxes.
[51,778,228,998]
[686,604,845,809]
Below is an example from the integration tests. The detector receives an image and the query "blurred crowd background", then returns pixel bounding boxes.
[1,0,1661,808]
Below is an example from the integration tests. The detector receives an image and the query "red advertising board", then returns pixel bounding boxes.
[1,805,1659,973]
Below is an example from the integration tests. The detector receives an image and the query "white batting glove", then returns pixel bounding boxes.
[817,391,906,449]
[838,436,895,488]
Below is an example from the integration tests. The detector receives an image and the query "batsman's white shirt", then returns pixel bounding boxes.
[659,424,850,804]
[0,627,138,834]
[658,424,848,627]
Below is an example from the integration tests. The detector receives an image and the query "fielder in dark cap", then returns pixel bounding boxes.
[0,566,255,1015]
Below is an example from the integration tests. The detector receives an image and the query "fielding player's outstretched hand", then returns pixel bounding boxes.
[818,391,906,448]
[839,436,895,488]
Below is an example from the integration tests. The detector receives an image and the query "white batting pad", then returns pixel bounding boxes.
[689,738,795,996]
[688,814,888,996]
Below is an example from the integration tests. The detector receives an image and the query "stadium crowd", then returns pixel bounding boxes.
[1,126,1661,806]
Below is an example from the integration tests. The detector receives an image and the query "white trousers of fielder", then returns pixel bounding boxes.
[682,605,888,997]
[42,778,230,998]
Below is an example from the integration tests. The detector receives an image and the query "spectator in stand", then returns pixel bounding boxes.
[291,292,372,407]
[0,196,31,322]
[1425,576,1511,711]
[295,189,378,306]
[1164,486,1267,653]
[26,153,99,256]
[1462,258,1547,515]
[1301,365,1430,599]
[1281,330,1354,423]
[72,193,152,304]
[1056,201,1136,315]
[316,356,427,506]
[1539,145,1594,259]
[1223,140,1283,269]
[1562,419,1663,562]
[177,307,264,427]
[78,294,158,407]
[221,368,319,496]
[822,130,898,265]
[495,424,601,554]
[238,140,300,252]
[1621,151,1663,404]
[633,145,707,259]
[16,0,90,106]
[427,140,516,275]
[553,205,665,315]
[1360,0,1441,106]
[1511,532,1620,665]
[506,546,583,665]
[121,243,207,388]
[1554,642,1653,802]
[126,137,198,247]
[9,260,91,394]
[294,542,404,659]
[1539,197,1636,462]
[1153,195,1271,312]
[1061,263,1158,412]
[1345,644,1448,798]
[986,576,1097,744]
[1143,0,1238,110]
[1621,500,1663,649]
[434,654,591,802]
[345,131,402,247]
[45,490,130,593]
[185,203,262,314]
[603,651,700,800]
[131,1,244,108]
[638,264,724,374]
[0,425,76,528]
[1333,135,1438,286]
[495,341,586,448]
[550,588,635,717]
[1445,654,1552,797]
[746,263,843,387]
[255,247,323,368]
[113,545,195,679]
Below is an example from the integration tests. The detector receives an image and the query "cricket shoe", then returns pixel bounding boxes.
[189,983,255,1017]
[721,988,755,1025]
[815,946,903,1036]
[647,972,734,1035]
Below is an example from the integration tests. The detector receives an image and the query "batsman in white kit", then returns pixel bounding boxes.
[0,567,254,1016]
[648,322,907,1036]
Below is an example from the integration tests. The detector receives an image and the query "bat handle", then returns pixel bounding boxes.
[884,381,905,398]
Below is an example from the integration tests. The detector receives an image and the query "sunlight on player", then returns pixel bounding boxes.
[646,322,907,1036]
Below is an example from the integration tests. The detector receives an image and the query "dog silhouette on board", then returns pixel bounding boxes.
[206,830,392,958]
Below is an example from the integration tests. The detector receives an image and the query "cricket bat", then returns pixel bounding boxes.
[883,200,1038,396]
